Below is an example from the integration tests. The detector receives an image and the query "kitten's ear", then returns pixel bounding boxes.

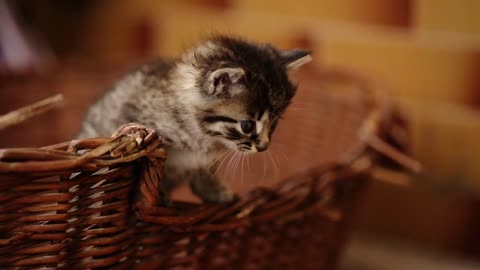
[280,49,312,71]
[207,67,245,96]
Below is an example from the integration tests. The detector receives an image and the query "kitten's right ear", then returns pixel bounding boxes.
[280,49,312,72]
[207,67,245,96]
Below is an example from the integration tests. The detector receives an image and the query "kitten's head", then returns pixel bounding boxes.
[179,36,311,153]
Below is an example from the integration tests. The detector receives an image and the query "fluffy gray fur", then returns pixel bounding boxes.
[78,35,311,203]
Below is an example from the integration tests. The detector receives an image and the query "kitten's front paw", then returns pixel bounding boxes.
[191,180,235,204]
[209,185,235,204]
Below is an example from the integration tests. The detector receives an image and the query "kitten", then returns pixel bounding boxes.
[78,35,311,203]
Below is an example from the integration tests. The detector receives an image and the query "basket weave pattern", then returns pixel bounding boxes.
[0,125,365,269]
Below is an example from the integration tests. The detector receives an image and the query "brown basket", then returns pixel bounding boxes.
[0,68,414,269]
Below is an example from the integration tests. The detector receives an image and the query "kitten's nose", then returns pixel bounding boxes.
[256,143,269,152]
[256,134,270,152]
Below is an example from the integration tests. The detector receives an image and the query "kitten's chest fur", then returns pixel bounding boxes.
[166,148,217,171]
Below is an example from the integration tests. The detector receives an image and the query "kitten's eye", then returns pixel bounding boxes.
[240,120,255,134]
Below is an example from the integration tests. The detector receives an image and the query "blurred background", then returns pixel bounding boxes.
[1,0,480,269]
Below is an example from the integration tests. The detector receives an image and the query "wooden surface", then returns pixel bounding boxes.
[341,234,480,270]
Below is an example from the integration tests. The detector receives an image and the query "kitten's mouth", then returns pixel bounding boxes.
[238,148,254,153]
[237,146,266,154]
[234,145,252,153]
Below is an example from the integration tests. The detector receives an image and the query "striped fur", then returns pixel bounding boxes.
[78,35,311,203]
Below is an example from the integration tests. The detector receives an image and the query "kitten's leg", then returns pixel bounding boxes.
[190,169,234,203]
[160,165,188,205]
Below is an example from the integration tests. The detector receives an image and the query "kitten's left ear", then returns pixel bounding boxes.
[280,49,312,71]
[207,67,245,96]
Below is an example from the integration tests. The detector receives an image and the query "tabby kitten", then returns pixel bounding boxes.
[79,35,311,203]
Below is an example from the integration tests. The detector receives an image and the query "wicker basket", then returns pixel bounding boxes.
[0,68,413,269]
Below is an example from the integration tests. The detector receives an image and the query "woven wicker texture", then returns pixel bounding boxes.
[0,68,409,269]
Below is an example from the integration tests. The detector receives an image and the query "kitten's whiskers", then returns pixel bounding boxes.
[224,151,235,180]
[226,151,240,181]
[208,150,231,170]
[233,151,241,183]
[267,150,279,180]
[262,153,267,182]
[214,150,234,176]
[240,152,246,185]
